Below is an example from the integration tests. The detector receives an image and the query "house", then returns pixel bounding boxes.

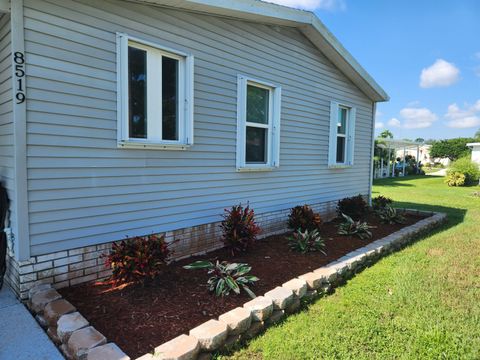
[0,0,388,298]
[395,144,432,164]
[467,143,480,164]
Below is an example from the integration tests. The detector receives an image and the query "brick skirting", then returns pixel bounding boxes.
[6,199,339,299]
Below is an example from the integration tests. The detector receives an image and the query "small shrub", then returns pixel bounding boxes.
[103,234,172,285]
[337,195,368,220]
[337,213,374,240]
[377,206,406,224]
[371,195,393,211]
[183,260,258,298]
[444,172,466,187]
[447,157,480,185]
[287,229,326,254]
[287,205,322,232]
[220,204,261,256]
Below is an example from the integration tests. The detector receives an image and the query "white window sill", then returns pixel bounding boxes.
[237,166,276,172]
[118,141,191,150]
[328,164,353,169]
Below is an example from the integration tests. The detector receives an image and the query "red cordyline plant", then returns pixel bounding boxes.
[102,234,173,285]
[220,204,261,256]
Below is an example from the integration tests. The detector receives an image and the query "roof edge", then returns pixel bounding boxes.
[128,0,389,102]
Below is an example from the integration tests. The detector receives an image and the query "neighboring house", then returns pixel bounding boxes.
[0,0,388,298]
[467,143,480,164]
[395,144,432,163]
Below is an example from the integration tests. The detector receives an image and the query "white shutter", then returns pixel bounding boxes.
[272,87,281,167]
[236,75,247,169]
[348,107,356,165]
[328,101,339,167]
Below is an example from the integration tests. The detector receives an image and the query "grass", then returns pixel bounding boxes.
[219,176,480,360]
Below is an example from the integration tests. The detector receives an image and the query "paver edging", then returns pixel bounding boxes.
[27,284,130,360]
[135,209,447,360]
[28,210,447,360]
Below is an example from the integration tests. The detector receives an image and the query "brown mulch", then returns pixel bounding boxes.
[59,212,425,358]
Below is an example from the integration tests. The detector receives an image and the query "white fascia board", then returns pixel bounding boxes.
[128,0,389,102]
[133,0,312,25]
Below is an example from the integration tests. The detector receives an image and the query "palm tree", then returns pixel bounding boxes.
[379,130,393,139]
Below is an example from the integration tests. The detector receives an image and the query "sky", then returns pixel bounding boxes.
[264,0,480,140]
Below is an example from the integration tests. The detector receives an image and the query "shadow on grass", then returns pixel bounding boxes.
[214,201,467,359]
[372,175,438,188]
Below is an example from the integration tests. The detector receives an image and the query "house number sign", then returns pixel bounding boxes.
[14,51,26,104]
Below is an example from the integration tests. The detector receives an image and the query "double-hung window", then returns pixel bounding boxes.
[236,75,281,171]
[117,33,194,149]
[328,101,356,167]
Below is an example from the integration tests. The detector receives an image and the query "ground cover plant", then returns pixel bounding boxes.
[222,176,480,360]
[59,210,422,358]
[183,260,259,298]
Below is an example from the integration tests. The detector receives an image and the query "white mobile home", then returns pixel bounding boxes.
[0,0,388,298]
[467,143,480,164]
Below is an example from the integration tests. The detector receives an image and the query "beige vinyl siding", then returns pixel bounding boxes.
[0,13,15,232]
[24,0,375,255]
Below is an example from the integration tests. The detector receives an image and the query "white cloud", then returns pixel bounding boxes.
[399,107,438,128]
[419,59,460,88]
[445,100,480,128]
[388,118,401,127]
[263,0,346,11]
[375,121,384,129]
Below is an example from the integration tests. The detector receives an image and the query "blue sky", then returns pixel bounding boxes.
[267,0,480,140]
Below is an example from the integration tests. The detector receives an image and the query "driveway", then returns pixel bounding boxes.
[0,284,63,360]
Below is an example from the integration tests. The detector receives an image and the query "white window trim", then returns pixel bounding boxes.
[328,101,356,168]
[116,33,194,150]
[236,75,281,172]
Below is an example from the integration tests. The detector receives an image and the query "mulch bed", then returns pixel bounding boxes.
[60,212,425,358]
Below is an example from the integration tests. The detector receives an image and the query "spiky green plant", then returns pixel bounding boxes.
[337,213,374,240]
[377,206,406,224]
[183,260,258,298]
[287,229,326,254]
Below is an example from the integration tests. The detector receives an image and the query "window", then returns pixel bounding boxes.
[236,76,281,171]
[328,101,356,167]
[116,33,194,149]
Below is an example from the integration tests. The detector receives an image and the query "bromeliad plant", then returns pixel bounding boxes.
[377,206,406,224]
[103,234,172,285]
[220,204,261,256]
[287,205,322,232]
[183,260,259,298]
[287,229,326,255]
[337,213,374,240]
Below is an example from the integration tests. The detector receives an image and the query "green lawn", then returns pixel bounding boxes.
[220,176,480,360]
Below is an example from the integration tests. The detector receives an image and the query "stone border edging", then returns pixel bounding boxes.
[26,210,447,360]
[27,284,130,360]
[136,210,447,360]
